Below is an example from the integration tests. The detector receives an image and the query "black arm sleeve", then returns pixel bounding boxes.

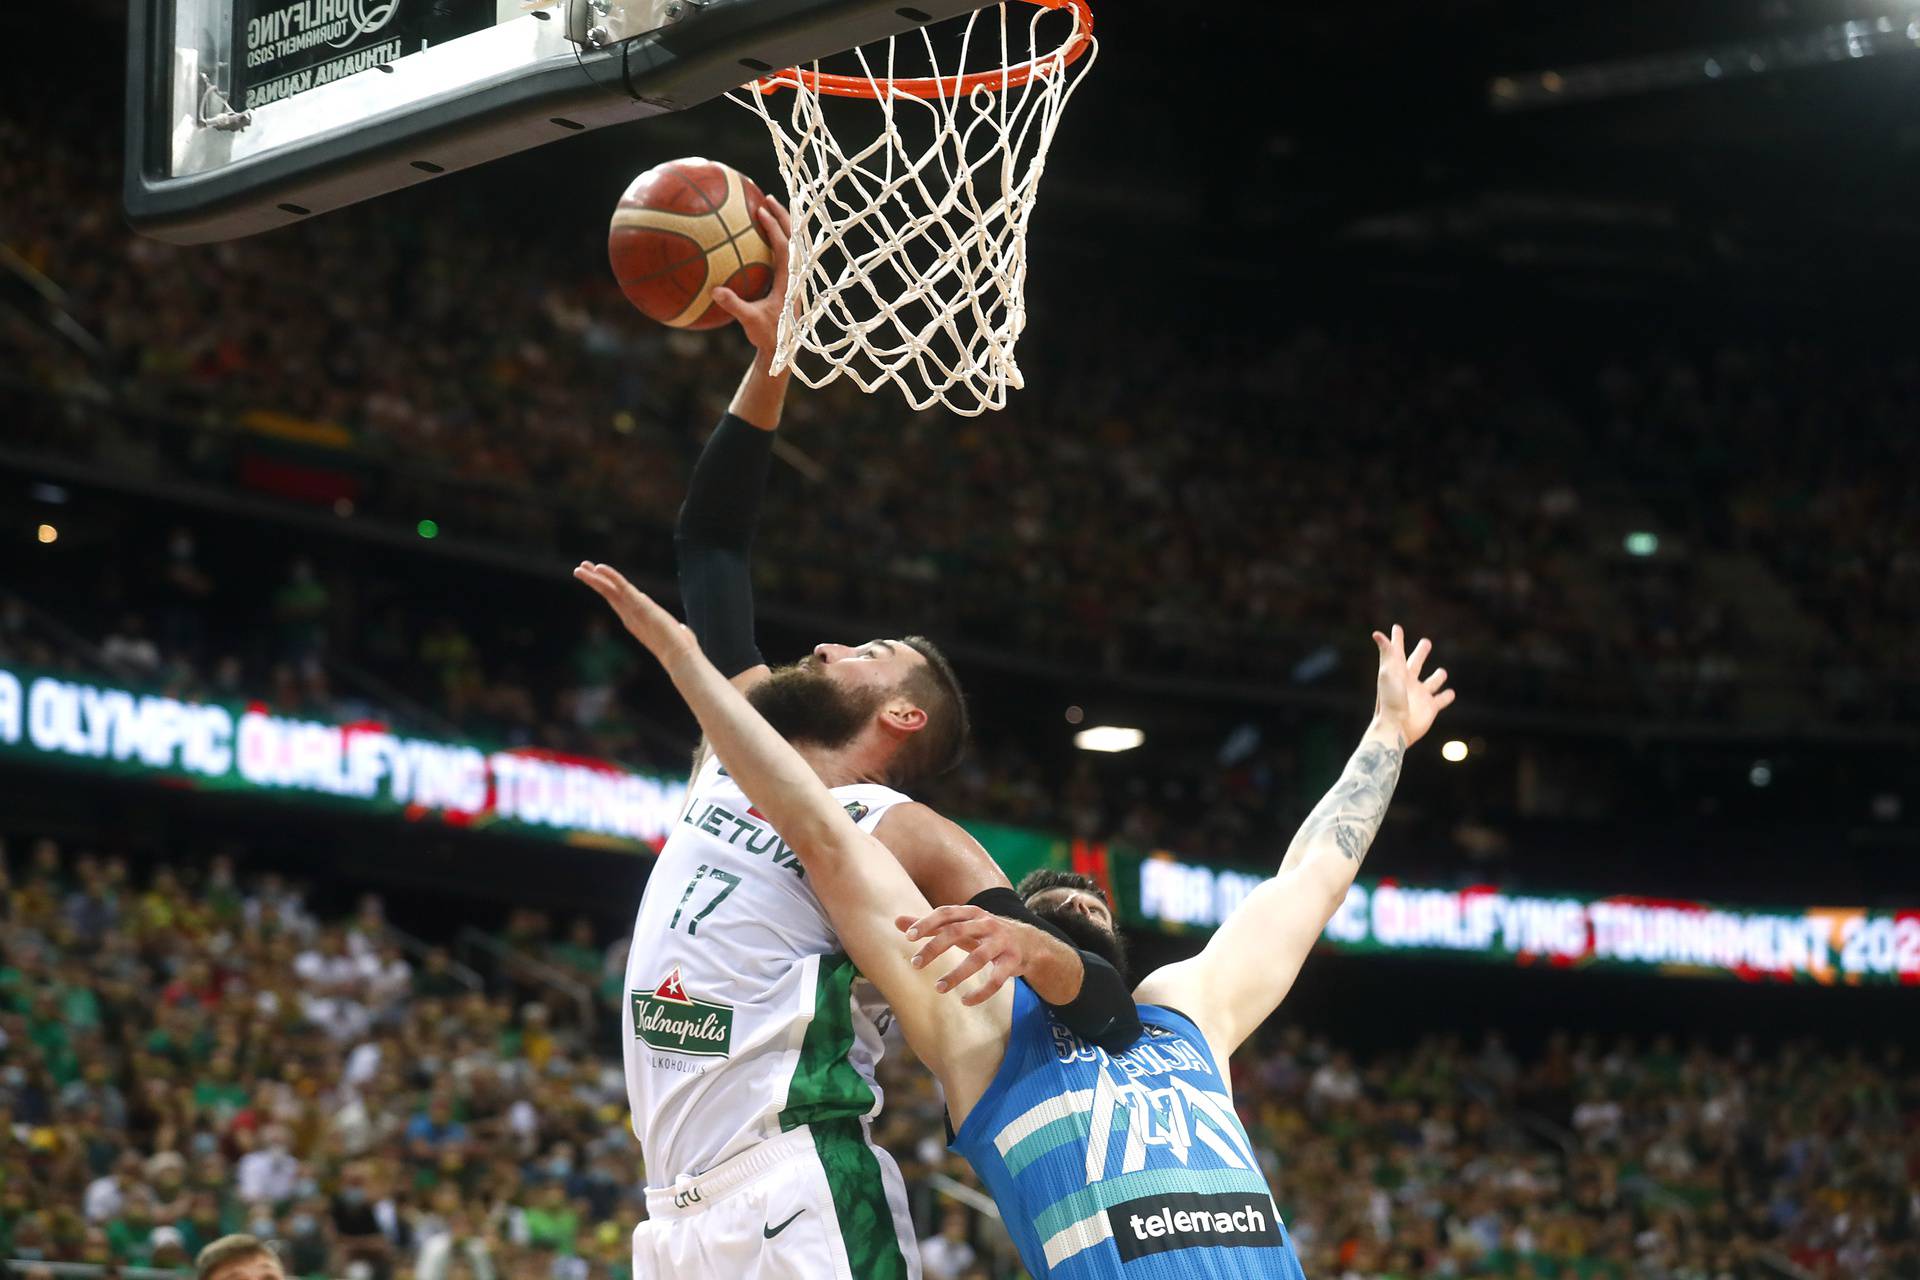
[674,413,773,678]
[970,887,1144,1052]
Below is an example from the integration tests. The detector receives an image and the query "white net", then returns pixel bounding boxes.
[728,1,1096,416]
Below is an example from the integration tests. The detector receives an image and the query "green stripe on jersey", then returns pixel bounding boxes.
[811,1119,910,1280]
[779,953,875,1130]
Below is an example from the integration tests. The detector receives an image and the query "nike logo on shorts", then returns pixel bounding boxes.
[763,1210,804,1239]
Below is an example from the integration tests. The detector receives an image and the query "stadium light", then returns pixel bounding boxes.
[36,524,57,544]
[1623,531,1659,557]
[1749,760,1773,788]
[1074,726,1143,753]
[1441,739,1469,763]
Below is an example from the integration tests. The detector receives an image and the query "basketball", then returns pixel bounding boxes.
[608,157,775,330]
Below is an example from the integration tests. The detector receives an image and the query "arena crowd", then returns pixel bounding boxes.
[5,86,1917,737]
[3,841,1914,1280]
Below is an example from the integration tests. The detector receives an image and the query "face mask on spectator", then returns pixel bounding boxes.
[291,1214,317,1235]
[342,1187,368,1207]
[249,1216,274,1237]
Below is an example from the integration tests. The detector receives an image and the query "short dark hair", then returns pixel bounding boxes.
[195,1236,281,1280]
[1016,869,1111,912]
[890,635,969,788]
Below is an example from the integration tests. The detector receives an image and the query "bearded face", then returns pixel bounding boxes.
[745,660,889,750]
[1031,899,1130,979]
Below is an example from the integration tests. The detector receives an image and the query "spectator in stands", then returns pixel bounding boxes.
[101,613,161,677]
[331,1162,395,1280]
[234,1126,301,1206]
[195,1233,285,1280]
[919,1202,979,1280]
[415,946,468,1000]
[417,1206,497,1280]
[406,1093,471,1151]
[83,1151,141,1223]
[158,526,215,660]
[546,918,600,982]
[570,618,631,731]
[273,558,330,671]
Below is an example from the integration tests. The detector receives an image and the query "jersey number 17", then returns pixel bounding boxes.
[668,865,742,935]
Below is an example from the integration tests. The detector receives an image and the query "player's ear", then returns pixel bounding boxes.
[880,699,928,737]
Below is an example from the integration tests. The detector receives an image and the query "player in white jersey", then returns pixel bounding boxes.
[610,197,1141,1280]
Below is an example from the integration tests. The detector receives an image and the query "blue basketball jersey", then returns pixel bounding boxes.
[951,982,1307,1279]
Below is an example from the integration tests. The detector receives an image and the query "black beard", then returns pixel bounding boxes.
[1033,903,1129,980]
[745,662,885,750]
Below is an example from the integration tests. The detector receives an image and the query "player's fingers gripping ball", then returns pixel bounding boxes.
[608,157,774,330]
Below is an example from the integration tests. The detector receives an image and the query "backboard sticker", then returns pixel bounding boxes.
[233,0,497,110]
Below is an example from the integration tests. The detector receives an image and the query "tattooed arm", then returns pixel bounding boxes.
[1133,626,1454,1062]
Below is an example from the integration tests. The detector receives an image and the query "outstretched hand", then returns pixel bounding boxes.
[1370,624,1456,747]
[709,196,793,356]
[572,562,699,671]
[892,906,1069,1007]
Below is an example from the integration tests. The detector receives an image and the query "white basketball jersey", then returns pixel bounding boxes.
[623,753,912,1184]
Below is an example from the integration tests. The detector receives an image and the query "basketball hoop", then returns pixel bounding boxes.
[729,0,1096,416]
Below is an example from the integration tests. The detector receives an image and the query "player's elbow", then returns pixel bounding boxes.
[1300,855,1354,917]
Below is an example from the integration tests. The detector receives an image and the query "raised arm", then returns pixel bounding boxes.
[672,197,795,694]
[1133,625,1455,1062]
[574,563,1011,1120]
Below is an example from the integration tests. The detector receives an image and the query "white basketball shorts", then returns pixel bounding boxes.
[633,1121,921,1280]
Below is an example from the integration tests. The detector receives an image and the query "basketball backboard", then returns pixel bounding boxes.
[124,0,996,244]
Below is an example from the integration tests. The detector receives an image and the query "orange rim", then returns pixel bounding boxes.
[754,0,1093,100]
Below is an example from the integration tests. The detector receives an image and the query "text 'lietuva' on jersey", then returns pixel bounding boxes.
[623,754,913,1183]
[952,984,1308,1280]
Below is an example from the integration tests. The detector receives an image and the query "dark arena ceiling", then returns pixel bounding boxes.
[1049,0,1920,301]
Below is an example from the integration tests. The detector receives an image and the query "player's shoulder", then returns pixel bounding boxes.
[1034,990,1205,1049]
[1132,1001,1208,1045]
[869,800,977,849]
[870,798,939,832]
[870,803,1009,903]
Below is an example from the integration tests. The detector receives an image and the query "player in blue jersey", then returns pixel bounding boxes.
[575,562,1455,1279]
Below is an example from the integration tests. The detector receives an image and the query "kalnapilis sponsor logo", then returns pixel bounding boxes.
[1110,1191,1282,1262]
[631,967,734,1058]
